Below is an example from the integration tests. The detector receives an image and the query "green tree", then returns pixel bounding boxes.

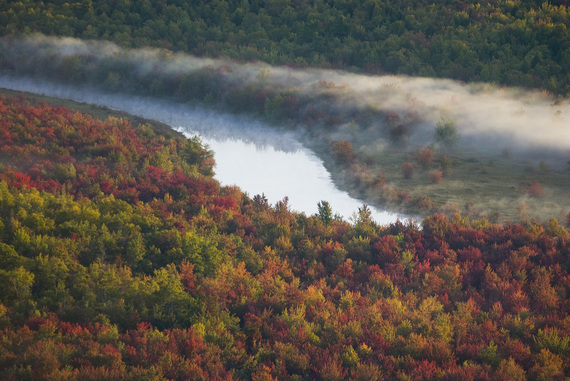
[434,117,458,147]
[0,266,38,320]
[317,200,333,225]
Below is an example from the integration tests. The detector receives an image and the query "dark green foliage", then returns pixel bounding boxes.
[0,0,569,94]
[434,117,459,147]
[317,200,333,225]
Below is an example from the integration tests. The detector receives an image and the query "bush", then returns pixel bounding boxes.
[526,181,545,198]
[434,117,458,147]
[429,170,443,184]
[440,155,452,174]
[390,124,409,143]
[414,196,434,211]
[332,140,354,163]
[402,162,415,179]
[397,190,410,204]
[374,172,386,187]
[416,148,434,169]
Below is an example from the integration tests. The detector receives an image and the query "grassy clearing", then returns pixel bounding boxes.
[319,139,570,224]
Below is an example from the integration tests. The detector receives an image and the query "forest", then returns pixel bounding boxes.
[0,94,569,380]
[0,0,569,95]
[1,0,570,379]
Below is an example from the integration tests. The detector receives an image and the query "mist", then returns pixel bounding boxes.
[1,35,568,164]
[0,74,301,151]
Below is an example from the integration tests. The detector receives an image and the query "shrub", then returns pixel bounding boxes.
[416,148,434,169]
[397,190,410,204]
[332,140,354,163]
[402,162,414,179]
[434,116,458,147]
[440,155,452,174]
[374,172,386,187]
[414,196,434,211]
[390,124,409,143]
[429,170,443,184]
[526,181,545,198]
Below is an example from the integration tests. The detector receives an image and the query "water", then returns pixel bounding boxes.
[180,132,401,222]
[0,76,407,224]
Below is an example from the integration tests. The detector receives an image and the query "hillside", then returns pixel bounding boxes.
[1,2,570,378]
[0,94,569,379]
[1,0,569,95]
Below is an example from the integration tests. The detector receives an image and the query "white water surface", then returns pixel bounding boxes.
[0,76,407,224]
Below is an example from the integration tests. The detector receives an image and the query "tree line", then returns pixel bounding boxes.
[0,0,569,95]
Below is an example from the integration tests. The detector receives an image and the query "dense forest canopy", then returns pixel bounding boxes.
[1,1,570,378]
[0,94,569,380]
[0,0,569,95]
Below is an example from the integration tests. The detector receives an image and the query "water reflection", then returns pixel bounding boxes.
[0,76,406,224]
[175,128,403,224]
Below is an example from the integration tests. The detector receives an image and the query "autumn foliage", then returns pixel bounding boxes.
[402,162,415,179]
[332,140,355,163]
[0,95,569,380]
[429,169,443,184]
[526,181,546,198]
[416,148,435,169]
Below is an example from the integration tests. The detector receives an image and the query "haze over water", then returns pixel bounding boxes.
[0,76,405,224]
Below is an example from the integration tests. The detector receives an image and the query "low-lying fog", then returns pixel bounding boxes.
[0,76,404,224]
[2,35,569,163]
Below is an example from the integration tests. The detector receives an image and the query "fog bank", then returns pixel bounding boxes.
[2,35,568,162]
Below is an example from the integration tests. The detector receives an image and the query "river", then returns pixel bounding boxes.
[0,76,408,225]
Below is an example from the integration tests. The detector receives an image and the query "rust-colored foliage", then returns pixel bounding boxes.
[402,161,415,179]
[332,140,354,163]
[526,181,546,198]
[0,95,569,380]
[416,148,435,169]
[429,169,443,184]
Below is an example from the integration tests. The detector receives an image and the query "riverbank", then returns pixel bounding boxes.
[2,76,569,225]
[313,139,570,224]
[0,83,406,224]
[0,86,180,139]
